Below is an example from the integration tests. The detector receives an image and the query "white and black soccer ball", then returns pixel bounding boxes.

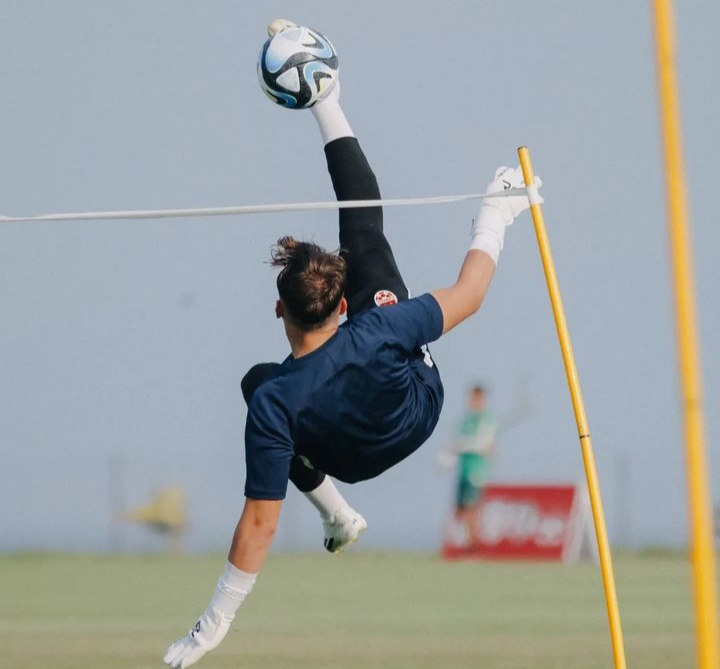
[257,25,338,109]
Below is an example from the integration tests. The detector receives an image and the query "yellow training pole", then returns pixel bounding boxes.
[652,2,720,667]
[518,147,627,669]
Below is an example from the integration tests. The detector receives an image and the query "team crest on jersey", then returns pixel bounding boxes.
[374,289,398,307]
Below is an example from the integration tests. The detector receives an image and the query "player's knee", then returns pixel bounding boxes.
[241,363,281,405]
[289,457,325,492]
[338,171,380,201]
[350,174,380,204]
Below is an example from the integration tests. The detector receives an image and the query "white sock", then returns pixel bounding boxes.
[311,85,354,145]
[304,477,350,519]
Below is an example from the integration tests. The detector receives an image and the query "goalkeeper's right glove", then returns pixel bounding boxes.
[470,166,542,265]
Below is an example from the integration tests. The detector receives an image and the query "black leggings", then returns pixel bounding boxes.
[326,137,408,315]
[242,137,408,492]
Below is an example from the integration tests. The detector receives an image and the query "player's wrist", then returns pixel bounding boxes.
[469,204,511,265]
[209,562,257,618]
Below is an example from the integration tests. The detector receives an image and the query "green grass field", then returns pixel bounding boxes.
[0,551,701,668]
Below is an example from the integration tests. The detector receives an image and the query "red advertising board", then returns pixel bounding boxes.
[441,483,596,563]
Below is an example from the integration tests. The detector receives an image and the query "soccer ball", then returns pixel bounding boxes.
[257,25,339,109]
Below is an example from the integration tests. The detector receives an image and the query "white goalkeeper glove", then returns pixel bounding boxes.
[163,562,257,669]
[470,166,543,265]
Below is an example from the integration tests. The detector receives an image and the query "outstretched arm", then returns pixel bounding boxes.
[433,166,541,334]
[163,498,282,669]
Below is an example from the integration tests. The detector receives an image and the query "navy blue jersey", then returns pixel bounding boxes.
[244,293,445,499]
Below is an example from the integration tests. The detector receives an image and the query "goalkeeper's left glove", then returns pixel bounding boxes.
[163,562,257,669]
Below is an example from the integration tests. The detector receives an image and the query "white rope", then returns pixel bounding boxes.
[0,188,529,223]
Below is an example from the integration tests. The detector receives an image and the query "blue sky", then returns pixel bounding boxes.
[1,1,718,553]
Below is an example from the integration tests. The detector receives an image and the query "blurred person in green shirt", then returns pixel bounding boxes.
[438,385,497,544]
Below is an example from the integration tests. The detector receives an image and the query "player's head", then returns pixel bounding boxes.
[271,236,347,330]
[468,385,486,411]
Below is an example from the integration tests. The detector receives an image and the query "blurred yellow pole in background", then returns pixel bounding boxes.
[652,1,720,667]
[518,147,627,669]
